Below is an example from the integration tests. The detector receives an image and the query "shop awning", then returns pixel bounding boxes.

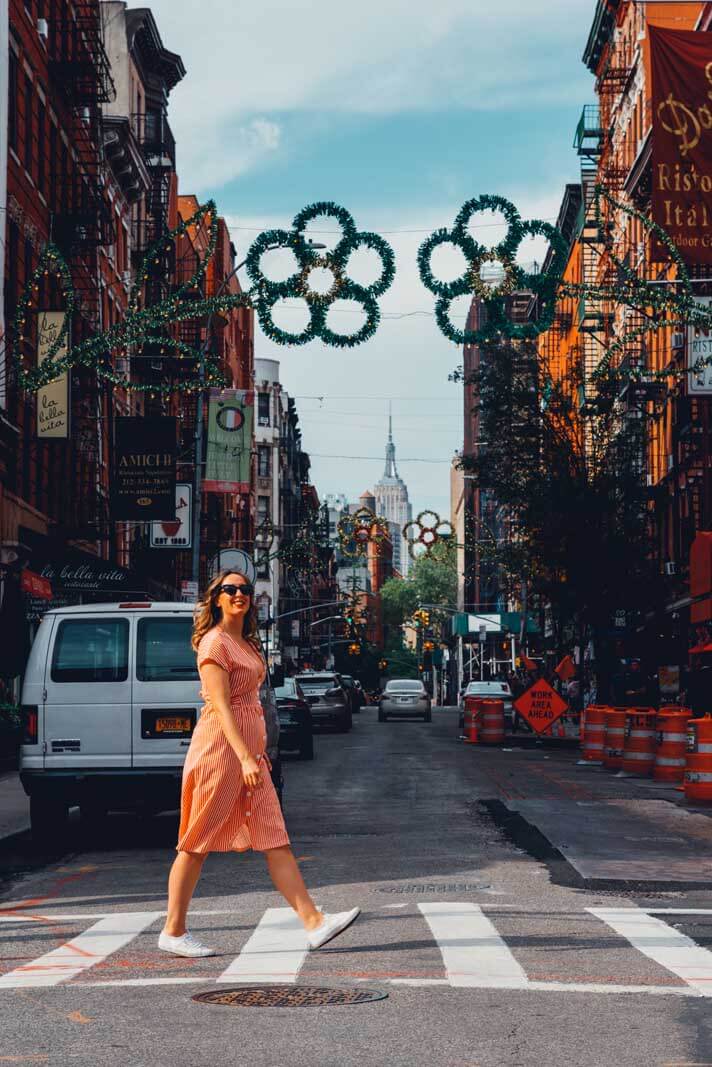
[690,642,712,654]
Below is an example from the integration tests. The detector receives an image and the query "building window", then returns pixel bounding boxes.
[8,51,18,154]
[24,74,33,176]
[257,445,271,478]
[258,392,270,426]
[37,99,46,195]
[257,495,270,526]
[257,550,270,579]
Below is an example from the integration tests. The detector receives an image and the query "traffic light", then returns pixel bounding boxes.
[418,662,424,672]
[423,640,435,652]
[348,642,361,656]
[378,658,388,671]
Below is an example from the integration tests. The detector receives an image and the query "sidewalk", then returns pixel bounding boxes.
[0,771,29,841]
[467,731,712,889]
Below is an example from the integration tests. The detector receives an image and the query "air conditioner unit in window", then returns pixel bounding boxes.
[37,18,48,38]
[664,561,677,576]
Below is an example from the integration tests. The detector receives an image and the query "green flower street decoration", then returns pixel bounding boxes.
[245,202,395,348]
[403,510,455,560]
[12,201,396,398]
[338,507,390,558]
[418,195,568,346]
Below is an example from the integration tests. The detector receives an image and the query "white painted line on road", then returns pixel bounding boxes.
[216,907,310,984]
[0,911,162,989]
[418,902,529,989]
[590,908,712,997]
[0,910,237,923]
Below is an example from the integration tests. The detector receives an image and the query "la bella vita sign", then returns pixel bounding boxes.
[37,310,69,439]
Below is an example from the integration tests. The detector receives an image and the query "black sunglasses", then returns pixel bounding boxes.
[218,582,253,597]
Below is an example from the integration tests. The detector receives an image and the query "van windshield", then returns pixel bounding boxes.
[137,618,198,681]
[51,619,129,683]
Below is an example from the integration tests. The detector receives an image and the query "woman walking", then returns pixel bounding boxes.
[159,570,359,957]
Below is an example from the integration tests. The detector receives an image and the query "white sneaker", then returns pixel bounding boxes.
[157,930,216,957]
[307,908,360,951]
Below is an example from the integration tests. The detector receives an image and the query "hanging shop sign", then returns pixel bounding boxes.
[150,483,192,549]
[204,389,253,493]
[20,568,53,601]
[650,26,712,264]
[688,296,712,395]
[37,310,69,439]
[112,417,177,521]
[513,678,569,735]
[208,549,257,585]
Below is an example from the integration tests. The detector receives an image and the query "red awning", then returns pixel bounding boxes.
[690,643,712,655]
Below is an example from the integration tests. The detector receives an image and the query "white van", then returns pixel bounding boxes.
[20,601,202,840]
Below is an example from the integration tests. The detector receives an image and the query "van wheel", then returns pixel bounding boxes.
[30,795,68,846]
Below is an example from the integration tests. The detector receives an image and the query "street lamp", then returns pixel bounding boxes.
[191,239,327,584]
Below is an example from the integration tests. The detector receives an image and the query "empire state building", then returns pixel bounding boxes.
[374,417,412,577]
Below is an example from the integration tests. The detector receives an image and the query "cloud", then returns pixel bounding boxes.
[177,117,281,193]
[148,0,594,189]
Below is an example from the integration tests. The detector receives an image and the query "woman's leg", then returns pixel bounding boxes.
[264,845,323,930]
[163,851,208,936]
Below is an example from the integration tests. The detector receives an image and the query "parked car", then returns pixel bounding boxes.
[19,602,202,842]
[295,672,352,732]
[275,678,314,760]
[379,679,431,722]
[459,680,515,730]
[339,674,362,714]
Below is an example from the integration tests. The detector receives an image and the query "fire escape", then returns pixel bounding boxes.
[47,1,116,538]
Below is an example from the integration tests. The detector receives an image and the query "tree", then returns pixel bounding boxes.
[453,338,664,697]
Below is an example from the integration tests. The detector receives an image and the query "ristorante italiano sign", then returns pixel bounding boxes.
[650,26,712,264]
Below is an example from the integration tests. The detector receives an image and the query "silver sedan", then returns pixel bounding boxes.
[379,680,432,722]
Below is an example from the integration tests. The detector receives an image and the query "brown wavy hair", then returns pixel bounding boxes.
[191,569,262,653]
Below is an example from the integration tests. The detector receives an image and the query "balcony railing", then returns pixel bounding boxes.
[131,113,176,168]
[574,104,603,159]
[48,12,115,105]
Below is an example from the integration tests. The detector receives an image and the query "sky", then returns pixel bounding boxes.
[145,0,596,518]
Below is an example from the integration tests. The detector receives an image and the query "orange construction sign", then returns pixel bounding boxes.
[513,678,569,735]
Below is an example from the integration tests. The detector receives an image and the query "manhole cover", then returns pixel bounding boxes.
[192,985,388,1008]
[378,883,489,893]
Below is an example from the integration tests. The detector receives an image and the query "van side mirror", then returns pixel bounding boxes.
[271,665,285,688]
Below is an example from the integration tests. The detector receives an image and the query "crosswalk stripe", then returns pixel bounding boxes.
[0,911,163,989]
[590,908,712,998]
[216,907,311,983]
[418,902,529,989]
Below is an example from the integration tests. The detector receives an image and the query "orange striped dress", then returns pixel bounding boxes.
[176,626,290,854]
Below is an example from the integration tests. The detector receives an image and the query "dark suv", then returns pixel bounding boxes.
[275,678,314,760]
[295,672,352,732]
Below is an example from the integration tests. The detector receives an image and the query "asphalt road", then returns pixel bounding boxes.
[2,706,712,1067]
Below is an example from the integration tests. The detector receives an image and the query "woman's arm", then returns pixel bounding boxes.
[201,661,263,787]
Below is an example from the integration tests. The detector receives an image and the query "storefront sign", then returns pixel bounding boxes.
[513,678,568,735]
[688,296,712,395]
[20,568,53,601]
[180,580,199,603]
[650,26,712,263]
[204,390,253,493]
[37,310,69,439]
[150,484,192,548]
[113,417,176,521]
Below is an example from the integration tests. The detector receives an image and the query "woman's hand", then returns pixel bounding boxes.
[240,755,262,789]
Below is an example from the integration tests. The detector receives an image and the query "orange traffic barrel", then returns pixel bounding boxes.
[480,699,505,745]
[621,708,657,777]
[654,708,691,783]
[684,716,712,803]
[581,705,607,762]
[603,707,627,770]
[463,696,482,744]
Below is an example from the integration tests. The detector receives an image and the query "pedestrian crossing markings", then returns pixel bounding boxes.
[1,905,712,996]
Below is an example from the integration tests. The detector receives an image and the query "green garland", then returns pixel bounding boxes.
[403,510,455,560]
[418,195,568,345]
[246,202,395,348]
[338,506,389,558]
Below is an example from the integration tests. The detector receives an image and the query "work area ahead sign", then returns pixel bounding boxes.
[513,678,568,734]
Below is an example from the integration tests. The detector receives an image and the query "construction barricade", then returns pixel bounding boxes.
[653,708,691,783]
[580,705,607,763]
[684,716,712,804]
[480,698,505,745]
[463,696,482,744]
[621,708,657,777]
[603,707,627,770]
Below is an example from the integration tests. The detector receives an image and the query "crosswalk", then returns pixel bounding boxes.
[2,905,712,995]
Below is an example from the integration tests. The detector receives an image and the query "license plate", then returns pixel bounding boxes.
[156,717,192,734]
